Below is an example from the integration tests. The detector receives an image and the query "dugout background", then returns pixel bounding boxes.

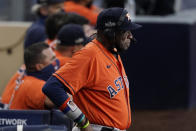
[121,9,196,110]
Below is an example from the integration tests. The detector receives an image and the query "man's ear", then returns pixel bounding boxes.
[35,63,44,71]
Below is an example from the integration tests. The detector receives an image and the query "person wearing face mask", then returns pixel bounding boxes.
[42,7,141,131]
[24,0,65,49]
[64,0,101,26]
[1,42,60,110]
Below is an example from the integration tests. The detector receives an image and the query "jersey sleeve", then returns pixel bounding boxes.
[42,76,70,107]
[53,51,95,95]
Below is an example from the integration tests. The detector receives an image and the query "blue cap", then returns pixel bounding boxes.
[37,0,65,5]
[96,7,141,31]
[57,24,86,46]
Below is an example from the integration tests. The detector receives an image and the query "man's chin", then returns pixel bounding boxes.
[115,42,130,53]
[116,47,127,53]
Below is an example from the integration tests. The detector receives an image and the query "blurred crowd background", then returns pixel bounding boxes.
[1,0,196,21]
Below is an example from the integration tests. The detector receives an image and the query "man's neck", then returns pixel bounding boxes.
[96,36,118,58]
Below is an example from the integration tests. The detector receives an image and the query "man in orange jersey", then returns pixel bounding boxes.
[2,42,59,109]
[55,24,87,66]
[64,0,101,26]
[42,7,141,131]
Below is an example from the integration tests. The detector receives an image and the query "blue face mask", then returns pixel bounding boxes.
[27,59,60,81]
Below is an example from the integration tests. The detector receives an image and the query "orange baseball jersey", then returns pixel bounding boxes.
[1,65,26,104]
[55,50,70,67]
[9,75,46,110]
[53,39,131,129]
[64,1,99,26]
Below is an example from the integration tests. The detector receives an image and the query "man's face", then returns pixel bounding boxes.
[47,2,64,15]
[115,30,133,52]
[40,47,56,69]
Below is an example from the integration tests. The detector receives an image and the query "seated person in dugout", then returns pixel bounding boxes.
[1,42,59,109]
[45,11,90,50]
[24,0,65,48]
[55,24,87,66]
[64,0,101,26]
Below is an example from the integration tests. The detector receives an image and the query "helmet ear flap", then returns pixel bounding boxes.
[103,29,116,40]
